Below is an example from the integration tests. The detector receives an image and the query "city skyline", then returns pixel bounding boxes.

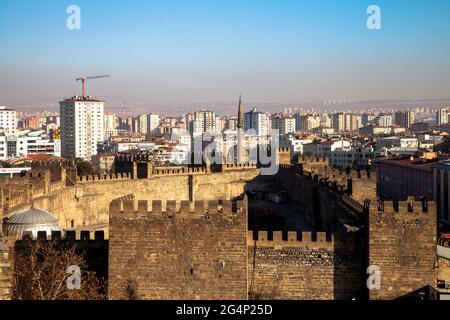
[1,0,450,108]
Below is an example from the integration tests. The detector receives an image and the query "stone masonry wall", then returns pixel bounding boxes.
[6,169,260,232]
[248,231,365,300]
[368,199,437,299]
[108,198,248,299]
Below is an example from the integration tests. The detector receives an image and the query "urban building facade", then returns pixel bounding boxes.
[0,106,17,137]
[60,96,105,160]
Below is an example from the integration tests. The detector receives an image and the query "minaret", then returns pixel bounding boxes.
[237,94,244,164]
[237,94,243,129]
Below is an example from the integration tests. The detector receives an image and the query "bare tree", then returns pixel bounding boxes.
[11,240,106,300]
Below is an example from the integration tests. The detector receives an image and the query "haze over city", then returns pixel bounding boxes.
[1,0,450,113]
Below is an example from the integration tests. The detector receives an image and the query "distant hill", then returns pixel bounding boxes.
[8,97,450,116]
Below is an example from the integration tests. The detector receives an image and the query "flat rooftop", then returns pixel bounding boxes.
[378,156,448,170]
[60,96,104,103]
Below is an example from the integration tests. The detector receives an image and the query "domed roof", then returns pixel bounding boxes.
[5,208,60,238]
[8,208,59,225]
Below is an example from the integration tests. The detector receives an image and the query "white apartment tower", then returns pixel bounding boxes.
[147,113,160,134]
[0,106,17,136]
[271,115,295,134]
[192,110,217,135]
[244,107,270,135]
[437,107,449,126]
[138,113,148,134]
[60,96,104,160]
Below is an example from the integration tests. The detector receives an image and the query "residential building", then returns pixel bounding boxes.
[332,112,345,132]
[331,146,374,169]
[244,108,270,135]
[60,96,105,160]
[394,110,414,128]
[271,115,295,134]
[0,131,7,160]
[303,139,351,157]
[0,106,18,136]
[374,113,393,127]
[297,114,321,131]
[377,156,439,202]
[191,110,217,135]
[147,113,160,134]
[411,122,431,133]
[376,137,418,149]
[358,125,391,136]
[437,107,449,126]
[279,133,313,156]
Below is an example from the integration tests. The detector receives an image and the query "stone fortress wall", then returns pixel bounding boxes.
[108,198,248,299]
[0,158,261,232]
[0,151,440,300]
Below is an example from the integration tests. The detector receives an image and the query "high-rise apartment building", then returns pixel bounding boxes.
[343,113,361,131]
[0,106,17,136]
[271,114,295,134]
[104,112,118,137]
[223,116,238,131]
[374,113,393,127]
[320,113,332,128]
[332,112,345,132]
[215,115,224,132]
[362,113,376,126]
[394,110,414,128]
[60,96,104,160]
[147,114,160,134]
[191,110,217,135]
[244,108,270,135]
[297,114,321,131]
[138,114,148,134]
[437,107,449,126]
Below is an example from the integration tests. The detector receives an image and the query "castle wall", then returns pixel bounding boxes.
[6,169,260,232]
[349,171,377,203]
[368,200,437,299]
[247,231,365,300]
[108,199,248,299]
[273,166,355,232]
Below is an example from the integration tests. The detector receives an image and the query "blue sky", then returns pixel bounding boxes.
[0,0,449,104]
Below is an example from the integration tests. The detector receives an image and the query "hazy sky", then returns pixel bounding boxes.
[0,0,449,106]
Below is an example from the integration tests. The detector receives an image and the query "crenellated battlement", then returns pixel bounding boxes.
[297,156,330,164]
[298,169,348,192]
[77,172,132,182]
[152,166,206,175]
[367,197,436,299]
[109,198,248,220]
[224,163,258,170]
[248,230,364,253]
[248,230,333,248]
[278,163,292,170]
[14,230,106,242]
[349,170,373,180]
[369,197,435,218]
[30,159,76,168]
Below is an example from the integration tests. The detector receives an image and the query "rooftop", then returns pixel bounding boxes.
[60,96,104,103]
[378,156,447,170]
[0,106,15,111]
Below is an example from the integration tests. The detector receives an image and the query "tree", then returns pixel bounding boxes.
[11,240,106,300]
[75,158,94,176]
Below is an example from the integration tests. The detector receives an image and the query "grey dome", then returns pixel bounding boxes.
[5,208,61,239]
